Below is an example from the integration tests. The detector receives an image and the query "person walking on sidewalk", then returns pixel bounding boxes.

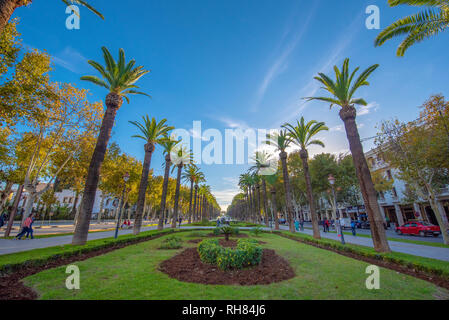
[15,214,33,240]
[350,220,357,236]
[25,214,36,239]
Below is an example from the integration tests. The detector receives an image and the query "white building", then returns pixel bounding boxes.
[3,183,119,218]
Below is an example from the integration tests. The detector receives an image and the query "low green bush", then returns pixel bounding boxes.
[197,239,222,264]
[197,238,262,270]
[185,231,206,238]
[159,236,182,249]
[250,227,263,236]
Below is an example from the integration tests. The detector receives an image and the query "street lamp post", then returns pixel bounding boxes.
[328,174,345,245]
[114,172,130,239]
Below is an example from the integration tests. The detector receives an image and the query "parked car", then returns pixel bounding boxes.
[356,220,370,229]
[340,218,352,230]
[396,221,441,237]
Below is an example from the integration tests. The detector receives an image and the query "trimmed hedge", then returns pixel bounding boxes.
[159,236,183,249]
[197,238,262,270]
[278,231,449,280]
[0,229,174,275]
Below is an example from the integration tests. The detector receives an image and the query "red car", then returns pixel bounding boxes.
[396,221,441,237]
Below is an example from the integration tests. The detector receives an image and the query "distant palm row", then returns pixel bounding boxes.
[232,58,391,253]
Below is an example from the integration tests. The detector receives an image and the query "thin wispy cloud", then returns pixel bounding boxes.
[52,46,88,74]
[272,11,366,128]
[251,2,320,112]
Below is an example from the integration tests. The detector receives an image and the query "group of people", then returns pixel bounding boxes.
[120,219,132,229]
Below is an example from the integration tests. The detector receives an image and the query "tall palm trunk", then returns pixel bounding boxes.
[72,93,122,245]
[171,163,183,228]
[256,183,261,223]
[70,191,79,218]
[300,149,321,239]
[252,187,257,223]
[262,179,269,227]
[134,142,155,235]
[0,0,25,34]
[340,105,390,252]
[248,187,253,221]
[188,180,194,224]
[158,154,171,230]
[246,190,250,222]
[280,151,295,233]
[271,187,279,230]
[192,185,198,222]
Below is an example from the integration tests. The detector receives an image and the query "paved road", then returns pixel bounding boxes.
[277,225,449,262]
[299,222,445,244]
[1,224,449,262]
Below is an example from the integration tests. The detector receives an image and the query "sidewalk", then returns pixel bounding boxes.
[279,226,449,262]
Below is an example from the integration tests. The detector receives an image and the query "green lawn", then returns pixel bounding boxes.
[23,231,448,300]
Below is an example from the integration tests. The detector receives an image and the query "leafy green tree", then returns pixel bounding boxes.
[305,58,391,253]
[73,47,150,245]
[375,0,449,56]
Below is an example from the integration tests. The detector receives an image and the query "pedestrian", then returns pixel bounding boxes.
[25,214,36,239]
[299,218,304,231]
[0,208,7,229]
[326,219,331,232]
[15,214,33,240]
[294,220,300,232]
[322,219,327,232]
[350,219,357,236]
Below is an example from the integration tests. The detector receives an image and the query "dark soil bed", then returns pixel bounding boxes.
[0,232,169,300]
[159,248,295,285]
[280,234,449,290]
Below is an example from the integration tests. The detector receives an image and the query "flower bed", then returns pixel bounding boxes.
[197,238,262,270]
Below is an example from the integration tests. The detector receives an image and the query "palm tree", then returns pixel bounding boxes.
[72,47,150,245]
[171,146,192,228]
[129,116,173,235]
[265,173,280,230]
[304,58,391,253]
[158,136,180,230]
[182,164,200,224]
[250,151,276,227]
[198,184,211,221]
[0,0,103,34]
[375,0,449,56]
[283,117,328,239]
[265,130,295,232]
[239,173,253,222]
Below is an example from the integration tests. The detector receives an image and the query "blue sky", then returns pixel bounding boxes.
[13,0,449,209]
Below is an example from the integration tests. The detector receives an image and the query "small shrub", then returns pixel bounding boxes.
[197,238,262,270]
[197,239,223,264]
[250,227,263,236]
[159,236,182,249]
